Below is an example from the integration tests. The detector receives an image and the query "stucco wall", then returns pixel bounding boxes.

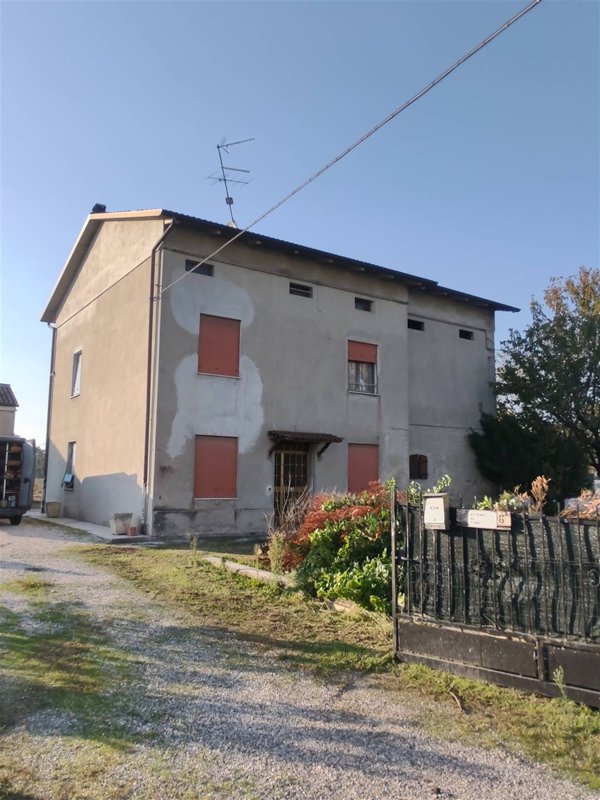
[407,290,496,500]
[45,216,505,536]
[46,218,164,527]
[151,230,413,536]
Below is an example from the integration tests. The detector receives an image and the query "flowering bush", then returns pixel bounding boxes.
[287,481,399,614]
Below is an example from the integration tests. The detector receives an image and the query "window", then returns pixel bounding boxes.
[348,444,379,493]
[289,282,313,298]
[407,319,424,331]
[198,314,240,377]
[459,329,474,340]
[194,435,237,498]
[185,259,214,276]
[355,297,372,312]
[71,350,82,396]
[62,441,76,490]
[409,453,428,480]
[348,340,377,394]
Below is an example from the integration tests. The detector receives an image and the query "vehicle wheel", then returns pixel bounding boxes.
[9,515,22,526]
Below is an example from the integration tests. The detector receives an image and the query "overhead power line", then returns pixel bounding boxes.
[161,0,543,297]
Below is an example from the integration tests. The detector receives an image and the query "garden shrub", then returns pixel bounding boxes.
[289,481,401,614]
[314,552,392,614]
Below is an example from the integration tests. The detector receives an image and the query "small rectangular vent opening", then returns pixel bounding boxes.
[289,282,313,298]
[355,297,372,312]
[459,329,474,340]
[186,259,214,276]
[408,319,424,331]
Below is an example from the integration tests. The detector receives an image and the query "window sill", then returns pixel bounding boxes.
[194,496,238,503]
[197,372,241,380]
[348,390,379,397]
[70,393,80,399]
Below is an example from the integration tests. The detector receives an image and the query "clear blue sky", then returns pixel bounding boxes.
[1,0,598,443]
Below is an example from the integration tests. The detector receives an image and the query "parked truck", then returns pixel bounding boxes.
[0,437,35,525]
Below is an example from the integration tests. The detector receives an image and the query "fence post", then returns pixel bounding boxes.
[390,479,399,656]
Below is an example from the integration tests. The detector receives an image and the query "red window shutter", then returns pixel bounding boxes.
[348,340,377,363]
[198,315,240,376]
[194,435,238,498]
[348,444,379,493]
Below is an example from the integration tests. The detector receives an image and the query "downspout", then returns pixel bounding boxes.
[141,220,175,534]
[41,323,57,512]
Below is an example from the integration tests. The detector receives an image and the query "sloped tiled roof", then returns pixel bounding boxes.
[0,384,18,408]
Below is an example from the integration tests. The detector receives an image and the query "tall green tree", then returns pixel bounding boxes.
[497,267,600,473]
[469,413,591,507]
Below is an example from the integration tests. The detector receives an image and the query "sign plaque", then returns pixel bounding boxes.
[456,509,512,530]
[423,494,450,530]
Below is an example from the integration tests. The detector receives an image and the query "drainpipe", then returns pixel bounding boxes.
[141,220,175,535]
[41,323,57,512]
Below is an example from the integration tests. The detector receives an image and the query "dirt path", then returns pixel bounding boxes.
[0,521,596,800]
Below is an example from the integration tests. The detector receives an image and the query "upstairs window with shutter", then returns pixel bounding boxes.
[198,314,240,377]
[347,340,377,394]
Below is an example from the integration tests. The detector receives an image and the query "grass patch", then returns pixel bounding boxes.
[76,542,600,788]
[0,582,137,747]
[2,576,54,595]
[78,545,390,674]
[396,662,600,789]
[189,535,263,568]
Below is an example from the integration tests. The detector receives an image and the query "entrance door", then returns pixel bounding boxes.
[273,442,309,522]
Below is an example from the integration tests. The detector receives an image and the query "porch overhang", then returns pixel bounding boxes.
[268,430,343,458]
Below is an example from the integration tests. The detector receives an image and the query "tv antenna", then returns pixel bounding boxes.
[208,136,254,226]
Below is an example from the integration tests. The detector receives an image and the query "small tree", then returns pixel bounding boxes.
[497,267,600,473]
[469,413,591,508]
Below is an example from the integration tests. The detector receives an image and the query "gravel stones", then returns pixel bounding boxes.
[0,520,596,800]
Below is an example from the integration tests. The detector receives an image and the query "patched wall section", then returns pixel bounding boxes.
[152,231,411,538]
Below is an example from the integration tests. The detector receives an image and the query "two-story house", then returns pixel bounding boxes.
[42,207,517,537]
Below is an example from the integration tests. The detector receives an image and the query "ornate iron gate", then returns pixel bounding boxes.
[391,499,600,707]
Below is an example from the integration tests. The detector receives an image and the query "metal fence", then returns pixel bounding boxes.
[391,500,600,706]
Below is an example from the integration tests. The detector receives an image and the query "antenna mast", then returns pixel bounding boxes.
[209,137,255,226]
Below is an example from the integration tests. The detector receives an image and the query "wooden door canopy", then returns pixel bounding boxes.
[268,430,343,458]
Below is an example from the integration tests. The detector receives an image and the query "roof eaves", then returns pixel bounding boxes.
[0,384,18,407]
[162,210,439,291]
[41,210,171,324]
[429,284,520,313]
[41,215,102,323]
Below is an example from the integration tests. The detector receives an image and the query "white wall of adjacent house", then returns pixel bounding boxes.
[45,218,165,528]
[0,407,16,436]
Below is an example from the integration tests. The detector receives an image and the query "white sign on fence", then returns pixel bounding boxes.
[456,509,512,530]
[423,494,450,530]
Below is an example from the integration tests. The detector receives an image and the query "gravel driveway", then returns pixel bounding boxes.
[0,520,596,800]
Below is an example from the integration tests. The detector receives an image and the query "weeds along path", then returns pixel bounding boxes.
[0,521,595,800]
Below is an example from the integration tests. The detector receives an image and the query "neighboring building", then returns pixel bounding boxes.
[42,207,517,538]
[0,384,18,436]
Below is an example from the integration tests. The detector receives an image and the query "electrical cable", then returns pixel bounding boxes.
[160,0,542,297]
